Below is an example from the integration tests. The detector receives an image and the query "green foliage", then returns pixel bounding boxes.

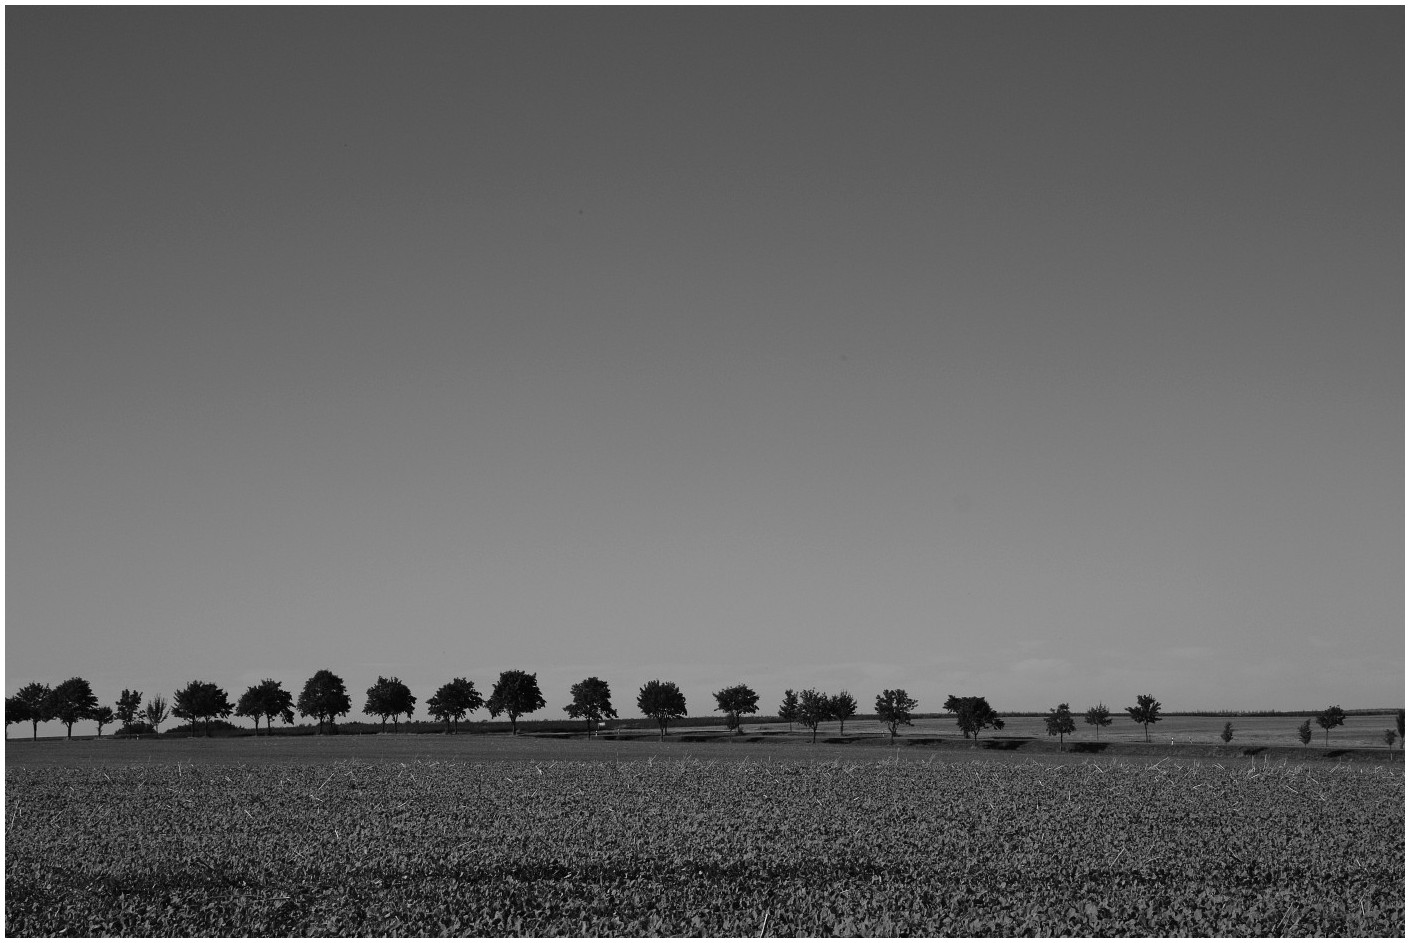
[1296,718,1312,746]
[1125,694,1162,742]
[1314,705,1346,747]
[363,677,417,731]
[47,677,100,739]
[487,670,546,735]
[636,680,687,740]
[172,681,234,737]
[796,689,832,743]
[6,758,1403,936]
[564,677,617,736]
[713,684,759,734]
[945,695,1006,740]
[1220,721,1234,744]
[1083,704,1112,740]
[778,690,800,731]
[874,689,918,739]
[1044,703,1076,748]
[427,678,485,733]
[297,670,352,733]
[236,680,295,734]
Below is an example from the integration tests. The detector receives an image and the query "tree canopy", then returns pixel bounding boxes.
[115,689,144,730]
[796,689,832,743]
[172,680,233,737]
[565,676,617,736]
[778,689,800,731]
[637,679,686,740]
[713,683,760,734]
[297,670,352,733]
[427,677,484,733]
[10,682,51,740]
[1083,703,1112,739]
[1044,703,1075,748]
[487,670,545,735]
[236,679,294,734]
[945,695,1005,740]
[363,676,417,731]
[830,691,858,735]
[48,677,100,740]
[1313,705,1346,746]
[1125,694,1162,742]
[874,689,918,739]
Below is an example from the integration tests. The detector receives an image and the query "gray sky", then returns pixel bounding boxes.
[7,7,1403,736]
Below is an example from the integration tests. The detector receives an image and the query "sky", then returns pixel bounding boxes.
[6,7,1404,737]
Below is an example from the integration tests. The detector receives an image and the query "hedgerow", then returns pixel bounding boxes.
[6,758,1402,936]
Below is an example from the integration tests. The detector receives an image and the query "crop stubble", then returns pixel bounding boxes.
[5,756,1403,936]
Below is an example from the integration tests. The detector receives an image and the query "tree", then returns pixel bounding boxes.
[5,697,24,734]
[713,683,760,735]
[1125,694,1162,742]
[47,677,100,740]
[115,689,143,730]
[637,679,686,740]
[1397,709,1404,749]
[778,690,800,732]
[875,689,918,739]
[426,677,484,733]
[830,691,858,735]
[1314,705,1346,747]
[1383,728,1397,750]
[796,689,833,744]
[144,694,170,735]
[1044,703,1075,749]
[1296,718,1312,747]
[172,680,233,737]
[945,695,1005,740]
[297,669,352,734]
[487,670,545,735]
[11,682,52,740]
[1083,703,1112,740]
[363,676,417,732]
[92,705,116,737]
[1220,721,1234,744]
[565,676,617,736]
[236,679,294,735]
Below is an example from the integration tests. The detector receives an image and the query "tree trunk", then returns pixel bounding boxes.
[65,722,74,740]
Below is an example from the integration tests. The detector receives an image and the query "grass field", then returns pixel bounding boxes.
[5,735,1403,936]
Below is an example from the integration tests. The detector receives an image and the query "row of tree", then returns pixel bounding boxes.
[6,675,1400,750]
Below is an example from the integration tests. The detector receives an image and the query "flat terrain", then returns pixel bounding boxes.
[7,749,1403,936]
[5,710,1401,769]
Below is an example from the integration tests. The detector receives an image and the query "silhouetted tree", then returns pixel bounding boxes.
[172,680,233,737]
[778,689,800,732]
[363,676,417,731]
[427,677,484,733]
[1045,703,1075,749]
[1125,694,1162,742]
[115,689,143,730]
[565,676,617,736]
[236,679,294,735]
[796,689,832,744]
[945,695,1005,740]
[10,682,52,740]
[1383,728,1397,750]
[830,691,858,735]
[144,694,169,735]
[92,705,115,737]
[714,683,760,734]
[1314,705,1346,747]
[487,670,545,735]
[1083,703,1112,740]
[297,669,352,734]
[637,679,686,740]
[875,689,918,739]
[1297,718,1312,747]
[47,677,100,740]
[1396,709,1404,749]
[1220,721,1234,743]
